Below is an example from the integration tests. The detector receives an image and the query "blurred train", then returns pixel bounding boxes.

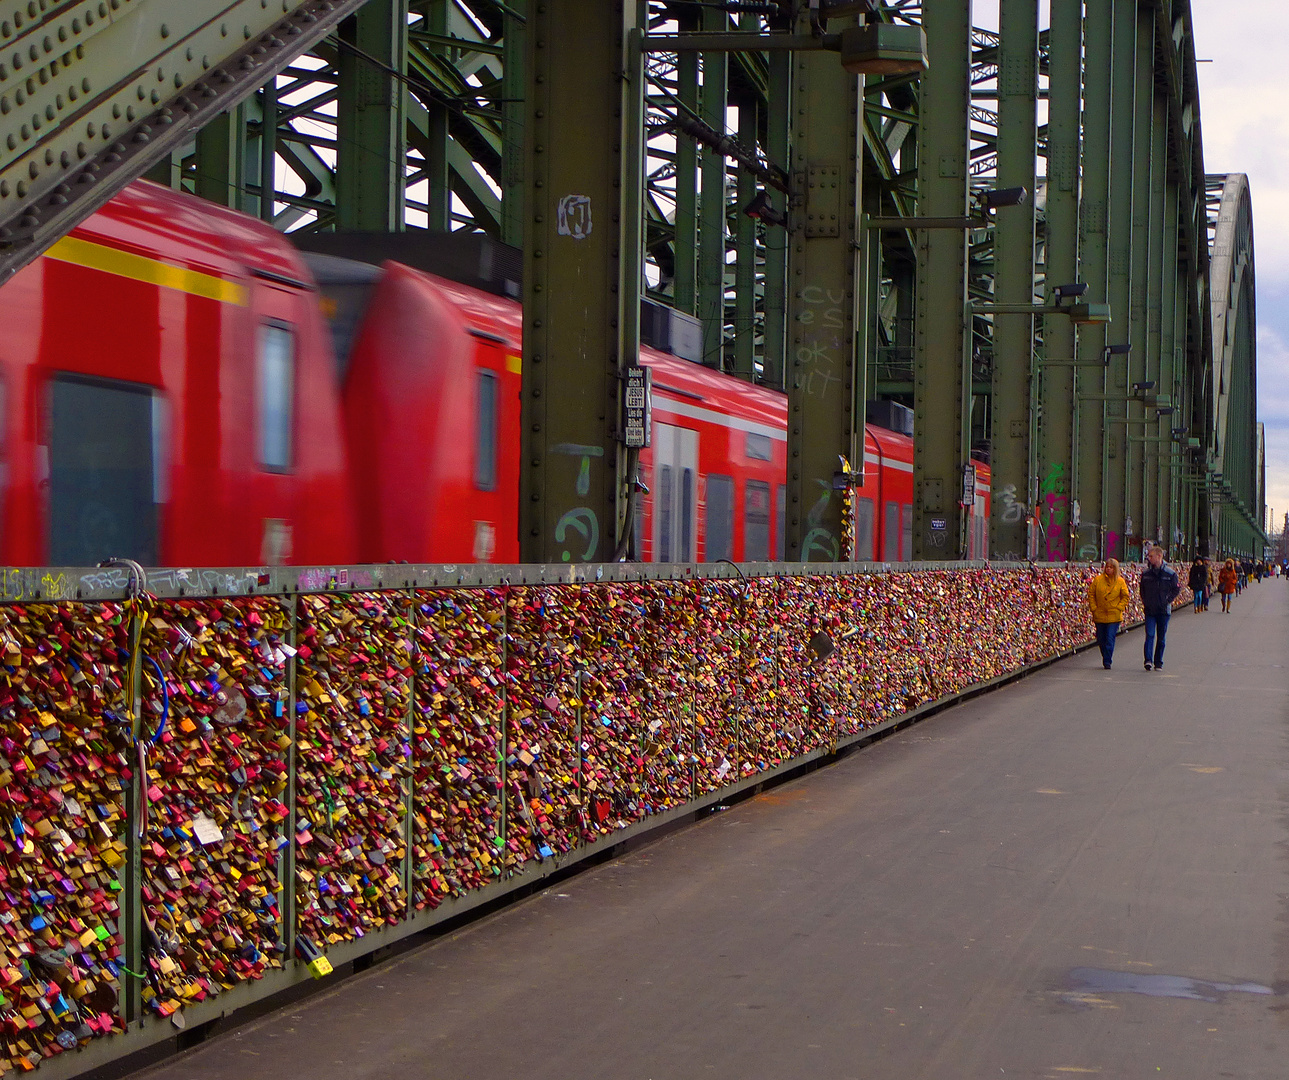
[0,180,990,568]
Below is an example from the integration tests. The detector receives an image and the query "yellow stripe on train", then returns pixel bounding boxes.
[45,235,249,307]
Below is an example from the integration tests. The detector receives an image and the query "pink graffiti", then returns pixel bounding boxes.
[1105,531,1120,559]
[1044,494,1068,561]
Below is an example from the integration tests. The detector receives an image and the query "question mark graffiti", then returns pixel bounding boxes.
[555,508,600,562]
[802,528,840,561]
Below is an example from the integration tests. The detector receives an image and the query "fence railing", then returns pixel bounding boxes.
[0,560,1180,1079]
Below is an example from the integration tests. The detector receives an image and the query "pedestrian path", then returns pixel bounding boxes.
[129,578,1289,1080]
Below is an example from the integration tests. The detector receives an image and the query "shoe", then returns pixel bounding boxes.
[1154,664,1163,672]
[1103,663,1112,670]
[1144,662,1152,671]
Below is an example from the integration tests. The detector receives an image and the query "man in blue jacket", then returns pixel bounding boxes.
[1140,545,1181,671]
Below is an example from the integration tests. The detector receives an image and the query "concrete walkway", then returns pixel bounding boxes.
[132,579,1289,1080]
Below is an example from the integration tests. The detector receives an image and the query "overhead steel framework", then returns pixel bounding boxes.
[0,0,1265,563]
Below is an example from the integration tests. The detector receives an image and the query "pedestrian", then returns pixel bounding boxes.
[1087,558,1130,670]
[1205,558,1216,609]
[1140,546,1181,671]
[1188,555,1207,614]
[1218,558,1238,613]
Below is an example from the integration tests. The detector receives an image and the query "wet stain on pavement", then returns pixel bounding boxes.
[1066,968,1274,1003]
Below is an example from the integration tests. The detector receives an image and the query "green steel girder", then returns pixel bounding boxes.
[1123,6,1155,550]
[1072,0,1111,561]
[1206,173,1263,556]
[1097,0,1136,557]
[697,6,728,371]
[0,0,372,283]
[1145,39,1171,548]
[911,0,971,560]
[336,0,408,230]
[519,0,644,564]
[784,9,862,562]
[1037,0,1081,563]
[988,0,1038,561]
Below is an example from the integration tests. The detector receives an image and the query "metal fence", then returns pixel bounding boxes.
[0,559,1176,1078]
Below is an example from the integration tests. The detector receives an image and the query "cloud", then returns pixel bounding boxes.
[1192,0,1289,535]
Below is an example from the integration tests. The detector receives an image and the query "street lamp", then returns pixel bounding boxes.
[839,23,929,76]
[743,189,787,228]
[980,186,1029,210]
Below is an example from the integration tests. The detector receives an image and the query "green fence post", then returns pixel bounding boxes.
[498,593,510,878]
[281,596,299,962]
[121,603,145,1024]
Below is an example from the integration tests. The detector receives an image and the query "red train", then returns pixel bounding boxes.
[0,180,989,567]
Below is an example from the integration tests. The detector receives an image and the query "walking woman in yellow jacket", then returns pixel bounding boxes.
[1087,558,1130,669]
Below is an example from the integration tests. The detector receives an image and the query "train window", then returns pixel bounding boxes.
[49,375,159,567]
[883,501,899,561]
[745,432,772,462]
[901,503,913,561]
[706,473,734,561]
[856,497,875,561]
[745,480,771,561]
[658,465,673,561]
[257,322,294,471]
[775,485,786,561]
[474,371,498,491]
[681,467,695,561]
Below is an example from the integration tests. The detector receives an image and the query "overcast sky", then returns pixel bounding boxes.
[1189,1,1289,538]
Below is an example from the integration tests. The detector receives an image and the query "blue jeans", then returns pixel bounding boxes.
[1095,622,1119,667]
[1144,611,1170,667]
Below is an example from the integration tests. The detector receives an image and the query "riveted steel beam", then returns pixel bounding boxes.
[336,0,408,231]
[1037,0,1080,563]
[912,0,970,560]
[520,0,644,563]
[732,58,757,381]
[1125,6,1154,550]
[988,0,1038,560]
[193,103,247,211]
[698,6,728,370]
[784,10,861,561]
[0,0,370,284]
[761,46,789,391]
[1072,0,1111,562]
[499,0,524,247]
[1098,0,1135,556]
[1146,62,1170,549]
[671,15,699,315]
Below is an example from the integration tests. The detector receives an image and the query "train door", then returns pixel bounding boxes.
[248,284,302,565]
[651,421,698,561]
[974,480,989,559]
[965,465,987,559]
[855,496,875,560]
[883,500,900,561]
[48,374,160,566]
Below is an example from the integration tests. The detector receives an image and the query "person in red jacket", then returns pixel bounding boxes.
[1217,558,1239,613]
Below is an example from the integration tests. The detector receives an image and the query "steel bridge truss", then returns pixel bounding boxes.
[0,0,1263,563]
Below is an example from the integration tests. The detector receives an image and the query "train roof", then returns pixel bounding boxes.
[867,423,913,459]
[73,180,319,291]
[642,349,786,432]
